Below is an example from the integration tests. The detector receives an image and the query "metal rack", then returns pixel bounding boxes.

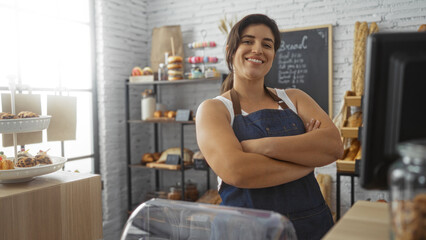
[125,77,221,212]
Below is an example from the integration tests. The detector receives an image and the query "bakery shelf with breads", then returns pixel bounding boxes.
[125,76,216,210]
[136,148,194,171]
[336,90,363,172]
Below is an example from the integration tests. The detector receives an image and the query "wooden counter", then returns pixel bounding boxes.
[0,171,103,240]
[323,200,390,240]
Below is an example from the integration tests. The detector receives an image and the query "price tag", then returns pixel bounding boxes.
[166,154,180,165]
[193,158,209,170]
[176,109,191,121]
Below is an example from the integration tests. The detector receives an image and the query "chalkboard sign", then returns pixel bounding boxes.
[265,25,333,116]
[165,154,180,165]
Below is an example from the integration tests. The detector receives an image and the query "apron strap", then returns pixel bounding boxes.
[230,86,289,116]
[264,85,290,110]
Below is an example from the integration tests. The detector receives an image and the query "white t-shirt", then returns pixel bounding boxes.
[211,88,298,190]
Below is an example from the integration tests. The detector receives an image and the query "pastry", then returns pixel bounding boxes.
[17,111,39,118]
[167,56,183,81]
[141,153,155,164]
[167,69,184,81]
[168,56,183,64]
[154,110,162,118]
[152,152,161,161]
[157,147,194,163]
[167,63,183,70]
[34,150,52,165]
[0,159,15,170]
[16,157,37,167]
[0,113,16,119]
[17,149,33,159]
[167,111,176,119]
[142,67,153,75]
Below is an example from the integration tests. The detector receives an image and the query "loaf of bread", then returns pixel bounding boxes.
[355,146,362,160]
[196,189,222,205]
[152,152,161,161]
[347,111,363,127]
[316,174,332,210]
[157,148,193,163]
[344,140,360,161]
[141,153,155,164]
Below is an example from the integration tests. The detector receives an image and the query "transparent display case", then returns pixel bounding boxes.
[121,198,297,240]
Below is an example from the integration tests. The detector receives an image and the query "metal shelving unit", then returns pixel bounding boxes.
[125,77,220,213]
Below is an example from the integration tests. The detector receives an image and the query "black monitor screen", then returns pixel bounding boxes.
[360,32,426,190]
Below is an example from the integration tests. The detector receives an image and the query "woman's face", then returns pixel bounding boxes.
[232,24,276,81]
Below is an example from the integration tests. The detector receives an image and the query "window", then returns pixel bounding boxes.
[0,0,97,174]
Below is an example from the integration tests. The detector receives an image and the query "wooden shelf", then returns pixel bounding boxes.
[340,127,359,138]
[336,160,356,172]
[127,77,222,86]
[129,163,193,171]
[128,118,195,124]
[344,91,362,106]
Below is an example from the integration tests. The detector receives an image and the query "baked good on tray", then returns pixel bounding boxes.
[0,153,15,170]
[17,149,33,159]
[16,157,38,167]
[34,150,52,165]
[0,112,16,119]
[17,111,39,118]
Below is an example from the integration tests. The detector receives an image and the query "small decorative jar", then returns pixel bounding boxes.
[141,89,156,120]
[389,139,426,240]
[168,186,182,200]
[185,181,199,202]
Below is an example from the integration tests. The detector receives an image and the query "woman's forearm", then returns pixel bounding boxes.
[220,150,314,188]
[241,128,343,167]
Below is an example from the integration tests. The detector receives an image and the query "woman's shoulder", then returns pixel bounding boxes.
[198,95,230,114]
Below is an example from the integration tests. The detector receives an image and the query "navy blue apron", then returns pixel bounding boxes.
[219,87,334,240]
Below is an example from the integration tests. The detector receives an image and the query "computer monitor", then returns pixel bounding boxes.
[360,32,426,190]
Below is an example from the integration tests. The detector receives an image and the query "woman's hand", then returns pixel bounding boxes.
[241,118,321,155]
[305,118,321,132]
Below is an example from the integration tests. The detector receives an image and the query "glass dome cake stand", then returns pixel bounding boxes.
[0,81,67,183]
[121,198,297,240]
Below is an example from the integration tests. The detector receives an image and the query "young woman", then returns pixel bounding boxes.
[196,14,343,240]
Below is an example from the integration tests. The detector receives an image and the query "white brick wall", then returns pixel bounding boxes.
[96,0,426,238]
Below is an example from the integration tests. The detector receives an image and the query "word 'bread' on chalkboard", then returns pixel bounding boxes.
[165,154,180,165]
[265,25,333,116]
[176,109,192,121]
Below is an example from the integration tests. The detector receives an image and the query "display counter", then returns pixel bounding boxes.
[0,171,103,240]
[323,200,390,240]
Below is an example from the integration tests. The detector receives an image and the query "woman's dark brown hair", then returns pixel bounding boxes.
[221,14,281,93]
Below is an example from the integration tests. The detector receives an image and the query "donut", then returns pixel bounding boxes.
[168,76,184,81]
[167,56,183,64]
[167,70,183,76]
[167,63,183,70]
